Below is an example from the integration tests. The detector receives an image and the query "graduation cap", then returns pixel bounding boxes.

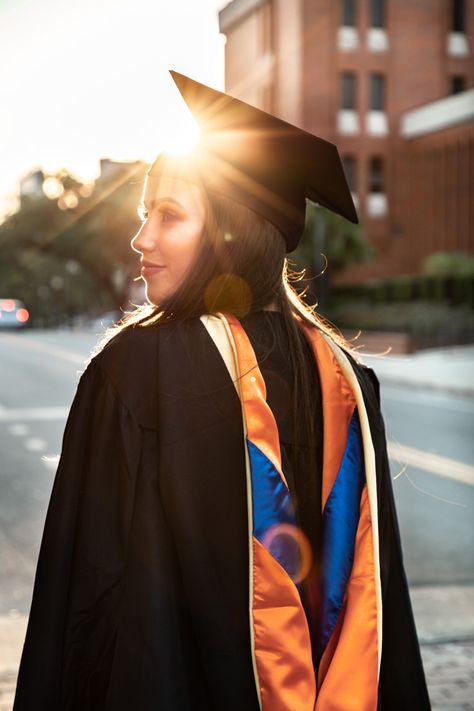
[148,70,358,253]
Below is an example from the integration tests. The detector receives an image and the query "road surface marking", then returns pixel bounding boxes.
[388,442,474,487]
[0,406,69,422]
[7,423,30,436]
[2,404,473,486]
[42,457,59,471]
[382,387,474,415]
[0,333,88,364]
[24,438,47,452]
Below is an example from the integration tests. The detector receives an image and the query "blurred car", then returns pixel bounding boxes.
[0,298,30,329]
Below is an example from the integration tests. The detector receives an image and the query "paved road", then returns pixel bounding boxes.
[1,329,473,709]
[0,330,95,616]
[1,329,473,608]
[379,383,474,587]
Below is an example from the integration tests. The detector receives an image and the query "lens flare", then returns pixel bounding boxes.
[204,273,252,318]
[161,115,201,156]
[262,523,313,584]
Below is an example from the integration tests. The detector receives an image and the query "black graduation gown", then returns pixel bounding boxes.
[13,312,430,710]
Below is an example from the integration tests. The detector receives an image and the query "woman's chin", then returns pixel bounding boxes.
[145,291,160,307]
[145,283,169,307]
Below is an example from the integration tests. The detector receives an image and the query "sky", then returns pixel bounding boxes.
[0,0,228,217]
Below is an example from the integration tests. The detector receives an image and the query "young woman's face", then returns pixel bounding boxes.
[131,174,206,305]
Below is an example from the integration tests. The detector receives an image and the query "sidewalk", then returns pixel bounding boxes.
[360,344,474,398]
[1,585,474,710]
[420,640,474,710]
[413,584,474,709]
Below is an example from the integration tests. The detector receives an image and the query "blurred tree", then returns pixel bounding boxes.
[423,251,474,276]
[290,200,375,305]
[0,161,147,326]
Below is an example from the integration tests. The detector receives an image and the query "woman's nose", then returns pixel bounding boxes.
[130,222,156,254]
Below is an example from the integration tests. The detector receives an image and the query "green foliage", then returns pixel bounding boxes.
[0,162,147,326]
[325,300,474,348]
[332,272,474,308]
[422,251,474,276]
[327,255,474,346]
[291,201,375,275]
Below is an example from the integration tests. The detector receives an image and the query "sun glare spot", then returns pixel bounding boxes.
[161,115,201,156]
[58,191,79,210]
[42,177,64,200]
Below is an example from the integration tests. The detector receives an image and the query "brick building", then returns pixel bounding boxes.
[218,0,474,283]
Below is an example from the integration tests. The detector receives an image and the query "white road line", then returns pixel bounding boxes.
[24,438,47,452]
[41,459,58,472]
[0,406,69,422]
[42,457,59,471]
[7,423,30,436]
[382,387,474,415]
[1,401,472,488]
[0,333,88,364]
[388,442,474,487]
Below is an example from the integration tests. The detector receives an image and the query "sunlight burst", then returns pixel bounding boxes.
[160,114,201,156]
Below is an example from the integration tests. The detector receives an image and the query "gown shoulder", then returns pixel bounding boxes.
[84,318,214,431]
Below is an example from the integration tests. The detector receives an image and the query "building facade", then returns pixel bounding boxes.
[219,0,474,283]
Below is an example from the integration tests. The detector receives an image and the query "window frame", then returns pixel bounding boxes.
[370,0,385,29]
[368,156,385,194]
[342,155,357,193]
[342,0,357,27]
[341,72,357,110]
[370,73,385,111]
[451,75,466,94]
[452,0,465,33]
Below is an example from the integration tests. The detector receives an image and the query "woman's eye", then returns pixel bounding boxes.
[160,210,178,223]
[137,206,179,223]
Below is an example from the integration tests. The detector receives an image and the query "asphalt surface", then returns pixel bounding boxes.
[0,328,473,709]
[379,383,474,587]
[1,328,473,606]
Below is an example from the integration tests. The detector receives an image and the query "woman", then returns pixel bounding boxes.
[13,72,431,710]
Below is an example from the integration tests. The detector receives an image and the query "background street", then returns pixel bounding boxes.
[1,329,473,709]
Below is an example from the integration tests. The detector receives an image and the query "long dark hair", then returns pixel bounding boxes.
[91,183,353,475]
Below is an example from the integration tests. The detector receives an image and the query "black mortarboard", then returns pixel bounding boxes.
[148,70,358,253]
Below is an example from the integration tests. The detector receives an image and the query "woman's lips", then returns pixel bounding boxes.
[141,264,165,276]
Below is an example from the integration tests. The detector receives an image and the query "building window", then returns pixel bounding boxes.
[367,157,387,216]
[370,0,385,28]
[342,0,356,26]
[451,75,466,94]
[338,74,359,133]
[342,156,357,192]
[452,0,465,32]
[369,157,384,193]
[370,74,385,111]
[341,72,356,109]
[339,1,359,50]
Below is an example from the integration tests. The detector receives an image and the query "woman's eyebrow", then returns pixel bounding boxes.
[140,197,185,211]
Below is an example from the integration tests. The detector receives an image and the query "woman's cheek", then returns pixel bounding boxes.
[178,227,201,261]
